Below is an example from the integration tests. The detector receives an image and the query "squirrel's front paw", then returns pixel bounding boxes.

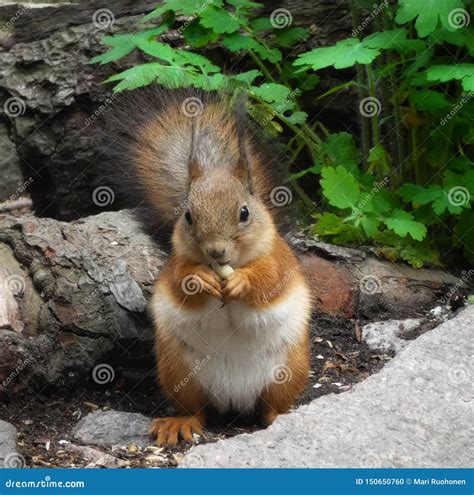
[222,269,251,303]
[182,265,222,299]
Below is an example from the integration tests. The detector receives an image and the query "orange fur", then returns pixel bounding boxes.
[152,233,311,445]
[259,330,310,425]
[124,91,312,446]
[151,331,208,445]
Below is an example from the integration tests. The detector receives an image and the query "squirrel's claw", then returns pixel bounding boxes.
[222,270,251,303]
[149,416,203,447]
[191,265,222,299]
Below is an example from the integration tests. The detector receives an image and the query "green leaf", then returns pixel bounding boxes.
[399,242,440,268]
[397,183,425,202]
[90,38,136,65]
[432,191,464,215]
[360,215,381,237]
[312,213,363,244]
[395,0,468,37]
[134,38,178,63]
[250,17,274,31]
[250,83,291,103]
[286,111,308,124]
[363,28,426,53]
[371,189,399,214]
[409,89,452,112]
[367,143,391,174]
[294,29,425,71]
[322,132,361,174]
[426,64,474,91]
[430,27,474,55]
[320,166,361,210]
[384,210,427,241]
[183,23,219,47]
[413,185,444,205]
[274,27,309,47]
[175,50,221,73]
[142,0,223,21]
[294,38,381,70]
[404,46,435,77]
[222,33,282,62]
[90,26,169,65]
[193,72,228,90]
[231,69,262,85]
[227,0,262,8]
[200,6,241,33]
[106,63,191,91]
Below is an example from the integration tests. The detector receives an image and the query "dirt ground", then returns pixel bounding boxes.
[0,312,399,468]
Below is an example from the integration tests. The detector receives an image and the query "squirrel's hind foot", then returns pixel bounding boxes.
[149,415,204,446]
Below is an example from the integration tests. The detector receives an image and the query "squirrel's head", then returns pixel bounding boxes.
[172,164,275,268]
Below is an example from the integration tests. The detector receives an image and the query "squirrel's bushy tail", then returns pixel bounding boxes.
[102,86,291,251]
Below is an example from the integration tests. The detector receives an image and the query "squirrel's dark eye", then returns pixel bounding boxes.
[185,211,193,225]
[240,205,249,222]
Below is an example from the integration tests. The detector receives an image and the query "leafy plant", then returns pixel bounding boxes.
[92,0,474,268]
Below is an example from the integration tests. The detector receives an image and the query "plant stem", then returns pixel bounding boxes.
[290,179,314,209]
[350,0,371,166]
[366,64,380,148]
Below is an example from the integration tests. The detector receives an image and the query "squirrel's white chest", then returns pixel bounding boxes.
[152,286,310,412]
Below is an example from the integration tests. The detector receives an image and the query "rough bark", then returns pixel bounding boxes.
[0,0,354,220]
[0,210,165,395]
[0,210,462,396]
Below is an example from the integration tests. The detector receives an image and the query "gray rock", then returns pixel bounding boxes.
[0,123,22,202]
[0,421,21,468]
[362,318,423,353]
[72,410,151,449]
[180,306,474,468]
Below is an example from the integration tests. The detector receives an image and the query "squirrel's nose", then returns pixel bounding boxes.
[207,247,226,260]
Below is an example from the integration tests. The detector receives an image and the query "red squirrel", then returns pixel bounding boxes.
[107,88,312,446]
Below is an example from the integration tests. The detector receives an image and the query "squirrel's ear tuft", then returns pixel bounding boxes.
[234,95,254,194]
[187,116,203,183]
